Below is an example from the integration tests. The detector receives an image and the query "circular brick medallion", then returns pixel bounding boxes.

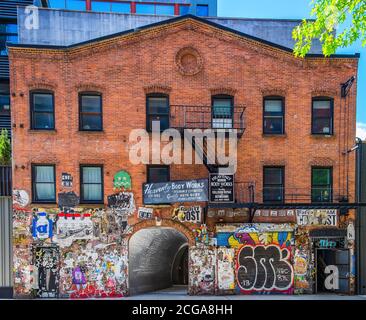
[175,47,203,76]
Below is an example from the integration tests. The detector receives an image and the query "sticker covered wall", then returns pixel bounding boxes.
[188,246,216,295]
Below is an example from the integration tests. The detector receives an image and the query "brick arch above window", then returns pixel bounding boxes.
[143,85,172,95]
[210,87,237,96]
[261,88,287,97]
[27,81,57,92]
[75,83,105,94]
[261,159,287,166]
[311,88,337,98]
[308,157,335,167]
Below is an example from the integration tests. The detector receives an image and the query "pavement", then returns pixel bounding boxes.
[125,285,366,300]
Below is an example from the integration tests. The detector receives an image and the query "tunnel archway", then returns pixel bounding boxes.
[128,221,194,296]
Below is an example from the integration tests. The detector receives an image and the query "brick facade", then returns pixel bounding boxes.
[8,17,359,297]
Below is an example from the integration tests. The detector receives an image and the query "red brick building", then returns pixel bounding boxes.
[9,15,359,297]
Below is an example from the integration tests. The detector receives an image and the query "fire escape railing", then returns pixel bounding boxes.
[170,104,246,137]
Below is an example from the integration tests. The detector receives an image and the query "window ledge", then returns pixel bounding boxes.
[78,130,105,134]
[311,134,335,138]
[28,129,57,133]
[262,133,287,138]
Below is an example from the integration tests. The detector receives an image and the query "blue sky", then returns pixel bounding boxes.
[218,0,366,139]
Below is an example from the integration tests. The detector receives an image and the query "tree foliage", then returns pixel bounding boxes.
[293,0,366,57]
[0,129,11,165]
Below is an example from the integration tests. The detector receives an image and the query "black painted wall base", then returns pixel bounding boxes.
[0,287,13,299]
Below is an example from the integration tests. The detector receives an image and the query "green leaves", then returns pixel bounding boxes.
[0,129,11,166]
[293,0,366,57]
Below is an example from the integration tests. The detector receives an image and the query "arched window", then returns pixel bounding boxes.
[263,96,285,134]
[146,93,169,132]
[312,97,334,135]
[30,90,55,130]
[79,92,103,131]
[212,94,233,129]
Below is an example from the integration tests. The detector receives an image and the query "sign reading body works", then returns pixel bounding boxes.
[209,174,234,203]
[143,179,208,204]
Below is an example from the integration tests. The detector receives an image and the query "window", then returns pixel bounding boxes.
[30,91,55,130]
[147,165,170,183]
[312,97,333,135]
[79,93,102,131]
[0,23,18,56]
[80,165,103,203]
[91,1,131,13]
[263,97,284,134]
[136,3,174,15]
[312,167,332,202]
[32,165,56,203]
[0,93,10,115]
[212,95,233,129]
[196,4,209,16]
[179,5,190,15]
[49,0,86,10]
[263,166,284,202]
[146,94,169,132]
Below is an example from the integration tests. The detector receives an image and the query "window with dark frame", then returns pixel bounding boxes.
[212,95,233,129]
[147,165,170,183]
[263,166,284,202]
[79,93,103,131]
[30,91,55,130]
[32,165,56,203]
[263,97,285,134]
[80,165,104,203]
[311,167,332,202]
[312,97,333,135]
[146,94,169,132]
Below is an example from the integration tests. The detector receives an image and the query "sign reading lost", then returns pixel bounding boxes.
[143,179,208,204]
[209,174,234,203]
[172,206,202,223]
[296,209,337,226]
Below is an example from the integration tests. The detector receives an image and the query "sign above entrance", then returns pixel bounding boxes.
[143,179,208,204]
[296,209,338,226]
[209,174,234,203]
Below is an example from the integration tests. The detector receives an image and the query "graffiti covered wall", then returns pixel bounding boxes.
[216,223,295,295]
[12,189,131,298]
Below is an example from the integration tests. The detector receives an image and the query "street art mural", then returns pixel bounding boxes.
[13,189,30,207]
[189,246,216,295]
[55,212,94,248]
[32,246,60,298]
[216,247,235,294]
[12,202,130,298]
[59,240,128,298]
[113,170,132,190]
[216,224,295,294]
[236,244,294,294]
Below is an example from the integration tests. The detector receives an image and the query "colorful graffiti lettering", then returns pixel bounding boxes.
[236,244,294,294]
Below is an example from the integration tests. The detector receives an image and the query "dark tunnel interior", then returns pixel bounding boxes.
[128,227,188,295]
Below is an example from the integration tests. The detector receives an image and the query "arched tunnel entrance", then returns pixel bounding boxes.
[128,227,189,295]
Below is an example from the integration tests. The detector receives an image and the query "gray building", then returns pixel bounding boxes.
[40,0,218,17]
